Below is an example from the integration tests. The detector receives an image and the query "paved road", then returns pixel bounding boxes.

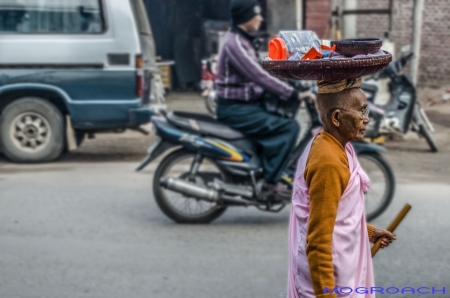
[1,94,449,298]
[1,161,449,298]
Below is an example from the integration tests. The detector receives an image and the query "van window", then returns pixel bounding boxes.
[0,0,105,33]
[130,0,151,35]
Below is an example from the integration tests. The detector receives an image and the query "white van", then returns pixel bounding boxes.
[0,0,157,162]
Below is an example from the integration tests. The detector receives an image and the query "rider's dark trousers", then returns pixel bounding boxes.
[216,100,299,183]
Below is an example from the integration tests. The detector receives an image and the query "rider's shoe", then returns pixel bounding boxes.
[261,181,292,202]
[273,182,292,201]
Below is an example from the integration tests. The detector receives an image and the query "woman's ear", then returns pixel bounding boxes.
[331,110,340,127]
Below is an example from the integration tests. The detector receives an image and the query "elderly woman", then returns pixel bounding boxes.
[287,79,396,298]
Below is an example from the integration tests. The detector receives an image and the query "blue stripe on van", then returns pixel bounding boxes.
[0,69,135,100]
[0,69,142,128]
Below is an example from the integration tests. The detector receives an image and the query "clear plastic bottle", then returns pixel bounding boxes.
[279,31,321,60]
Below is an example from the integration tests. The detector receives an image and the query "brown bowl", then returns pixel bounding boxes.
[330,38,382,57]
[261,51,392,82]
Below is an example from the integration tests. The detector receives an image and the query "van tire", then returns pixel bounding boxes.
[0,97,65,162]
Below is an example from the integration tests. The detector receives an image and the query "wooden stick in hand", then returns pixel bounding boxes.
[371,204,412,258]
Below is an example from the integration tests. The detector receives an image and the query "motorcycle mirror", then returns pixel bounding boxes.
[401,44,411,53]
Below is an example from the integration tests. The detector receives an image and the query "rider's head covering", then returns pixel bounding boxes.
[317,78,362,94]
[230,0,261,26]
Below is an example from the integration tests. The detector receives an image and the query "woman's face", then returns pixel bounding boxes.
[337,89,370,141]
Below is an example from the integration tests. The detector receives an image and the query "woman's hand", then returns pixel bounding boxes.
[370,228,396,248]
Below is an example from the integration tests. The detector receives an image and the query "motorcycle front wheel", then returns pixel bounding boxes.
[153,149,228,223]
[413,105,438,152]
[358,153,395,221]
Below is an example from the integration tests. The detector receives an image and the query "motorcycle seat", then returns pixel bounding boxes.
[166,111,245,140]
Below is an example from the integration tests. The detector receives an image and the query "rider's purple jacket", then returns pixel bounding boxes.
[215,27,295,102]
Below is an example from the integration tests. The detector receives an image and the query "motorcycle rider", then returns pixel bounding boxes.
[215,0,315,200]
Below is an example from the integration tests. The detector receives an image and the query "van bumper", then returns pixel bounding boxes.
[128,107,156,126]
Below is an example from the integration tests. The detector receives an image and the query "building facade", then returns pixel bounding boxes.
[267,0,449,88]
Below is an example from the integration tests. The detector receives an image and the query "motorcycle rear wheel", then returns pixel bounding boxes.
[358,153,395,221]
[153,149,228,223]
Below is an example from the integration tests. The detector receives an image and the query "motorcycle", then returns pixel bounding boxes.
[136,84,395,223]
[361,49,438,152]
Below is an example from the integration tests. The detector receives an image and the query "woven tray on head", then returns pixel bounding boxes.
[331,38,382,57]
[262,51,392,82]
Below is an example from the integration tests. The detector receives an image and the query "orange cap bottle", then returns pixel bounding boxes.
[268,38,287,60]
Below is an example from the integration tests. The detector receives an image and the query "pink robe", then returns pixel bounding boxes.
[287,136,375,298]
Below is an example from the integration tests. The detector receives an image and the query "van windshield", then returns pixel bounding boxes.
[129,0,151,36]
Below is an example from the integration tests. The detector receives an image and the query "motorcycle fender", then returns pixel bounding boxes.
[136,138,177,171]
[351,140,387,155]
[151,117,185,143]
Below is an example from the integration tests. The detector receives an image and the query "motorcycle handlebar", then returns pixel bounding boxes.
[303,96,322,127]
[400,52,414,67]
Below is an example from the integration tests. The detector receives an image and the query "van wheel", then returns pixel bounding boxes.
[0,97,65,162]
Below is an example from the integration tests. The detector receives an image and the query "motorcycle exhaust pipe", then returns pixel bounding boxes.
[160,177,219,202]
[160,177,256,206]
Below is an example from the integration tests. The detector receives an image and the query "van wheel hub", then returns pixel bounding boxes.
[10,112,51,151]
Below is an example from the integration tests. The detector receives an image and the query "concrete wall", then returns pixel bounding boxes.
[266,0,298,33]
